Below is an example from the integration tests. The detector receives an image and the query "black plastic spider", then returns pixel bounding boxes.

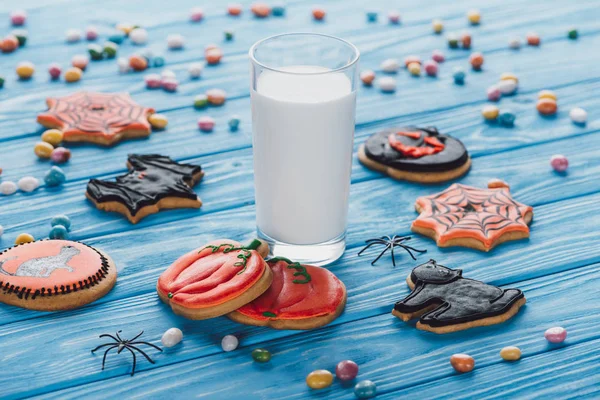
[91,330,162,376]
[358,235,427,266]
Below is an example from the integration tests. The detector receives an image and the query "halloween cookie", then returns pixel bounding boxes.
[157,239,272,320]
[229,257,347,330]
[412,183,533,251]
[0,240,117,311]
[392,260,526,334]
[358,126,471,183]
[37,92,155,146]
[86,154,203,224]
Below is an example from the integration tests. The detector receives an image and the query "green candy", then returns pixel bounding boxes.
[194,94,209,109]
[568,29,578,40]
[88,44,104,60]
[12,29,27,46]
[0,76,4,89]
[252,348,271,363]
[448,37,459,49]
[224,30,234,41]
[103,42,118,59]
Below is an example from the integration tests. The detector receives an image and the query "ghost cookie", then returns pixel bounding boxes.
[358,126,471,183]
[228,257,347,330]
[86,154,204,224]
[0,240,117,311]
[157,239,272,320]
[392,260,526,334]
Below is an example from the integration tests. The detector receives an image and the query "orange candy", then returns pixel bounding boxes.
[312,8,326,21]
[251,3,271,18]
[536,98,557,115]
[450,354,475,373]
[527,33,541,46]
[228,4,242,16]
[1,35,19,53]
[129,54,148,71]
[206,89,227,106]
[205,48,223,65]
[469,52,484,70]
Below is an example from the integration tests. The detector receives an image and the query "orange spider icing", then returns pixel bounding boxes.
[388,131,446,158]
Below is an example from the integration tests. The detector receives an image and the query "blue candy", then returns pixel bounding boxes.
[228,116,241,132]
[272,4,286,16]
[44,166,66,187]
[51,215,71,230]
[153,56,166,68]
[107,31,125,45]
[366,11,378,22]
[499,110,516,127]
[354,380,377,399]
[49,224,69,240]
[453,67,466,85]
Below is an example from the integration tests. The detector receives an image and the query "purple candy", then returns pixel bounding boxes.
[336,360,359,381]
[545,326,567,343]
[550,155,569,172]
[50,147,71,164]
[431,50,445,63]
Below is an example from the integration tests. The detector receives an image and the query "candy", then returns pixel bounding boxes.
[452,67,466,84]
[194,94,209,109]
[306,370,334,389]
[366,11,378,23]
[550,155,569,173]
[64,67,83,83]
[500,72,519,83]
[404,55,421,67]
[198,116,216,132]
[527,33,540,46]
[335,360,359,381]
[228,4,243,16]
[88,44,104,60]
[538,90,557,101]
[161,78,178,92]
[498,110,516,127]
[0,181,18,195]
[424,60,438,77]
[500,346,521,361]
[378,76,396,93]
[41,129,64,146]
[467,9,481,25]
[71,54,89,71]
[251,348,271,363]
[431,50,445,63]
[161,69,176,80]
[51,215,71,230]
[354,380,377,399]
[85,25,98,41]
[482,105,500,121]
[228,116,241,131]
[545,326,568,342]
[129,54,148,71]
[18,176,40,192]
[11,29,28,46]
[116,23,135,35]
[205,87,226,106]
[272,3,286,16]
[108,31,126,45]
[0,76,4,89]
[408,62,421,76]
[447,34,459,48]
[144,73,161,89]
[0,225,3,237]
[251,3,271,18]
[190,7,204,22]
[44,166,66,187]
[381,58,400,73]
[388,11,401,24]
[487,86,501,101]
[537,98,557,116]
[497,79,517,95]
[49,225,69,240]
[148,113,168,129]
[568,28,578,40]
[15,233,34,245]
[66,29,82,43]
[432,19,444,34]
[224,30,234,41]
[2,35,19,53]
[508,37,521,49]
[188,63,204,79]
[487,178,509,189]
[48,63,62,80]
[103,42,118,59]
[221,334,239,351]
[312,8,326,21]
[167,34,185,50]
[469,52,484,70]
[35,142,54,159]
[161,328,183,347]
[10,10,27,26]
[569,107,587,124]
[461,33,472,49]
[360,70,376,86]
[129,28,148,45]
[450,353,475,373]
[16,61,35,79]
[206,48,223,65]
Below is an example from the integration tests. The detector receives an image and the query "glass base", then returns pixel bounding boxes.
[257,229,345,266]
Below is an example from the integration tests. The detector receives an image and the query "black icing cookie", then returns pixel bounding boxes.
[392,260,525,334]
[86,154,204,223]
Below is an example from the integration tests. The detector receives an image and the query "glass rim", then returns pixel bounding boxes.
[249,32,360,75]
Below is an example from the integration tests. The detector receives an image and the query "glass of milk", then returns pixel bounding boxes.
[249,33,359,265]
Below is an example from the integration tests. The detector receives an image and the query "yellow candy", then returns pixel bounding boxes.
[500,346,521,361]
[432,19,444,34]
[306,370,334,390]
[15,233,35,245]
[16,61,35,79]
[482,105,500,120]
[116,23,135,35]
[538,90,557,101]
[467,9,481,25]
[41,129,64,146]
[408,62,421,76]
[148,113,168,129]
[64,67,83,83]
[34,141,54,159]
[500,73,519,84]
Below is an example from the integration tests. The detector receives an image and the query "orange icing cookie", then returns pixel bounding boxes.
[36,92,155,146]
[0,240,117,311]
[157,239,272,320]
[229,257,347,330]
[411,183,533,251]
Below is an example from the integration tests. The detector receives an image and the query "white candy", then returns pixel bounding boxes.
[380,58,400,73]
[161,69,176,80]
[129,28,148,45]
[0,225,3,237]
[167,34,184,50]
[161,328,183,348]
[569,107,587,124]
[0,181,17,196]
[117,57,129,73]
[508,37,521,49]
[18,176,40,192]
[497,79,518,95]
[188,62,204,79]
[221,334,239,352]
[378,76,397,93]
[65,29,82,43]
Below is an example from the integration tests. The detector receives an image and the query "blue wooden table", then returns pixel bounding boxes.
[1,0,599,398]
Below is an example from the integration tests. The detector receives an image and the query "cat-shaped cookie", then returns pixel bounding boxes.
[0,245,80,278]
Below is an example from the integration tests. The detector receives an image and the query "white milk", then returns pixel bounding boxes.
[251,65,356,245]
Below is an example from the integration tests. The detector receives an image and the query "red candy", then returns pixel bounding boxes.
[48,63,62,80]
[312,8,326,20]
[336,360,359,381]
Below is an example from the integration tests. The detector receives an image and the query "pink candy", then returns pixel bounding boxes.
[424,60,439,77]
[487,86,502,101]
[190,7,204,22]
[86,26,98,41]
[432,50,445,63]
[550,155,569,172]
[545,326,567,343]
[198,116,215,132]
[161,78,178,92]
[360,70,376,86]
[51,147,71,164]
[144,73,162,89]
[10,10,27,26]
[335,360,359,381]
[48,63,62,80]
[388,11,401,24]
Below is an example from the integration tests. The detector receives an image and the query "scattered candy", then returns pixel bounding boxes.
[432,19,444,34]
[85,25,98,41]
[10,10,27,26]
[48,63,62,79]
[388,11,401,24]
[482,105,500,121]
[148,113,168,129]
[335,360,359,381]
[51,215,71,230]
[497,79,517,95]
[306,370,334,390]
[88,44,104,61]
[103,42,118,59]
[161,69,176,80]
[35,142,54,159]
[66,29,83,43]
[221,334,239,351]
[545,326,567,342]
[15,233,34,245]
[188,63,204,79]
[2,35,19,53]
[568,28,578,40]
[18,176,40,192]
[431,50,445,63]
[64,67,83,83]
[144,73,161,89]
[467,9,481,25]
[469,52,484,70]
[206,48,223,65]
[108,31,126,45]
[161,328,183,347]
[487,178,509,189]
[354,380,377,399]
[312,8,326,21]
[527,33,541,46]
[116,23,135,35]
[500,72,519,84]
[453,67,466,84]
[194,94,209,109]
[71,54,89,71]
[487,86,501,101]
[16,61,35,79]
[537,98,558,116]
[461,32,472,49]
[49,224,69,239]
[152,55,165,68]
[11,29,27,46]
[251,348,271,363]
[51,147,71,164]
[0,76,4,89]
[447,33,459,49]
[251,3,271,18]
[228,116,241,131]
[378,76,396,93]
[450,353,475,373]
[42,129,64,146]
[228,4,243,16]
[272,3,285,16]
[408,62,421,76]
[198,116,216,132]
[508,37,521,49]
[0,181,18,195]
[498,110,516,127]
[167,34,185,50]
[190,7,204,22]
[224,30,234,41]
[129,54,148,71]
[500,346,521,361]
[569,107,587,124]
[550,156,569,173]
[366,11,378,23]
[381,58,400,73]
[538,90,557,101]
[360,70,376,86]
[424,60,438,77]
[44,166,66,187]
[129,28,148,45]
[161,78,178,92]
